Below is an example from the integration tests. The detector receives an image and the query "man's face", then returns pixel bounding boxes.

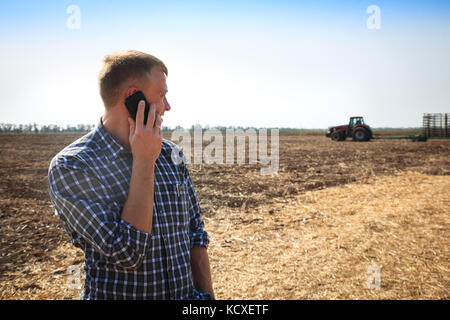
[130,68,171,120]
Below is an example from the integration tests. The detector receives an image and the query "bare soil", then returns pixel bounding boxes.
[0,132,448,299]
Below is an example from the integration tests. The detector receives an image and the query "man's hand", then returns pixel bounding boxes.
[121,100,162,234]
[191,246,215,298]
[127,100,163,164]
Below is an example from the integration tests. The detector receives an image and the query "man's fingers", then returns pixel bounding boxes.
[154,113,163,128]
[153,113,162,136]
[147,102,156,129]
[128,117,135,137]
[136,100,145,131]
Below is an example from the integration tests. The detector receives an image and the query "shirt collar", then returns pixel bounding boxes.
[95,117,131,159]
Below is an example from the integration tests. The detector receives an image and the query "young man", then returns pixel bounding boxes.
[48,50,214,300]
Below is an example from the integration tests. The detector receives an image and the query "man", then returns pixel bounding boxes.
[48,50,214,300]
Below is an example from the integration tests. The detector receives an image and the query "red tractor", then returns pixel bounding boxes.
[326,116,373,141]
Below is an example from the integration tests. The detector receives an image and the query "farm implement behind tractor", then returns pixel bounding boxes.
[326,116,431,142]
[372,134,428,142]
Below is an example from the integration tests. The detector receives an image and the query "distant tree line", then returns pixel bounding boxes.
[0,123,181,134]
[0,123,422,134]
[0,123,96,133]
[0,123,326,134]
[178,125,328,133]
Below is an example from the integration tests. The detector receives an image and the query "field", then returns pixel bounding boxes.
[0,132,449,299]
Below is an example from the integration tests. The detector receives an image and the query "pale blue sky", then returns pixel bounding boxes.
[0,1,449,128]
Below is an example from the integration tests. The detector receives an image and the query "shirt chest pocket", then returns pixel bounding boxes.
[157,179,190,230]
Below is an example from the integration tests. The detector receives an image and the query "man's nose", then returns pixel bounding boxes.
[164,99,171,111]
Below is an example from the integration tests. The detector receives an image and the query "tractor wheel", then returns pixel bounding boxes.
[367,129,373,141]
[353,128,368,142]
[331,131,342,141]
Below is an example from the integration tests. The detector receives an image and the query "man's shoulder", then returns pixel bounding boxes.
[161,138,177,149]
[161,139,183,156]
[160,139,188,164]
[49,129,102,172]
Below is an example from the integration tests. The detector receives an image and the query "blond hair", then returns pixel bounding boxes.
[98,50,168,107]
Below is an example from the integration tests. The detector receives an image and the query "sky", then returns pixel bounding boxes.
[0,0,449,129]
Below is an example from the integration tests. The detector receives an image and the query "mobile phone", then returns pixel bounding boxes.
[124,91,150,125]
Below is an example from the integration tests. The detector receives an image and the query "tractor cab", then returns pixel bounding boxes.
[349,117,365,128]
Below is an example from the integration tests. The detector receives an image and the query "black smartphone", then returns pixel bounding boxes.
[124,91,150,125]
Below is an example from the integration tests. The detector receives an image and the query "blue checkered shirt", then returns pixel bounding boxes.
[48,119,211,300]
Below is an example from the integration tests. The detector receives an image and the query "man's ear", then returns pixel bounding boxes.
[125,87,138,99]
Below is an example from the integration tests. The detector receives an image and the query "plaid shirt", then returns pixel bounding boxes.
[48,119,211,300]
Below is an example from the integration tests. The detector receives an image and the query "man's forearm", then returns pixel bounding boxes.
[191,245,214,298]
[121,160,155,234]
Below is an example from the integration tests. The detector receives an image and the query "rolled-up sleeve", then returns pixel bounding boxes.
[178,154,209,249]
[48,162,152,269]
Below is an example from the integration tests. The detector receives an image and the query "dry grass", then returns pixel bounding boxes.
[2,171,448,299]
[207,171,449,299]
[0,242,85,300]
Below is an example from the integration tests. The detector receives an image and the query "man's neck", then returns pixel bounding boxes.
[101,111,131,151]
